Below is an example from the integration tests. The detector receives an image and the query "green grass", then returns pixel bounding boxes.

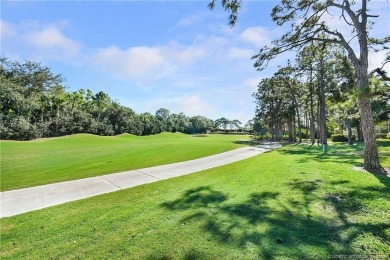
[1,140,389,259]
[0,133,249,191]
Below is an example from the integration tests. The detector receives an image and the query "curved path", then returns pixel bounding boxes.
[1,142,281,218]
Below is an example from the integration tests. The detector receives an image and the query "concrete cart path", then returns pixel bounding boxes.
[0,143,281,218]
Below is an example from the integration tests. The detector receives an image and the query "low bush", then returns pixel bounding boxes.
[331,135,357,142]
[376,133,388,139]
[331,135,348,142]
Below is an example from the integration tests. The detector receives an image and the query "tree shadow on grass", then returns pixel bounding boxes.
[279,143,390,188]
[377,140,390,148]
[233,140,265,145]
[161,186,227,210]
[147,248,212,260]
[279,145,361,165]
[158,184,389,259]
[232,140,287,149]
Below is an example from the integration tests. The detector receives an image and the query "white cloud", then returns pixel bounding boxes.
[240,27,274,48]
[91,32,246,84]
[27,26,80,56]
[369,50,390,74]
[227,47,254,60]
[94,46,166,79]
[163,41,207,64]
[321,1,389,39]
[144,94,217,118]
[0,20,16,39]
[92,42,208,83]
[319,1,389,59]
[177,14,204,27]
[175,95,217,116]
[244,77,263,92]
[1,20,81,60]
[170,73,216,89]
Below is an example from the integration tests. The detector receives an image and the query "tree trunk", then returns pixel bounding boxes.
[287,117,293,142]
[346,116,353,145]
[317,99,321,145]
[359,95,380,169]
[270,103,275,140]
[305,111,309,142]
[310,104,315,145]
[339,119,344,135]
[319,55,327,146]
[353,0,380,169]
[309,66,316,145]
[294,98,302,143]
[357,125,363,141]
[292,113,296,142]
[275,118,280,140]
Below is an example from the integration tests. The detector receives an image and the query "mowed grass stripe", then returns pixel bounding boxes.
[0,141,389,259]
[0,133,249,191]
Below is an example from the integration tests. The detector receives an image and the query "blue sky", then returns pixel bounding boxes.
[1,1,389,123]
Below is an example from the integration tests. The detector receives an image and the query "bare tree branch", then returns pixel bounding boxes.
[368,68,390,81]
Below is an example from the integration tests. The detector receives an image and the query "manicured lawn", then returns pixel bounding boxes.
[0,133,249,191]
[1,140,389,259]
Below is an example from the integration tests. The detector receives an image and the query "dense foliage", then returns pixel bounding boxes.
[0,58,247,140]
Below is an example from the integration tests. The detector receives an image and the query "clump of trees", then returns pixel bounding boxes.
[0,58,247,140]
[252,45,389,146]
[0,58,243,140]
[211,0,389,170]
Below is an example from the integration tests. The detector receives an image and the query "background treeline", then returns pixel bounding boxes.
[252,43,390,143]
[0,58,246,140]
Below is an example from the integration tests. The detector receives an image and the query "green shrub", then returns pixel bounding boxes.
[376,133,388,139]
[332,135,357,142]
[331,135,348,142]
[1,116,41,140]
[260,132,272,140]
[387,132,390,140]
[331,135,356,142]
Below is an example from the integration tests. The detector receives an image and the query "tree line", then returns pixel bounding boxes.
[211,0,389,170]
[0,58,245,140]
[252,43,389,145]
